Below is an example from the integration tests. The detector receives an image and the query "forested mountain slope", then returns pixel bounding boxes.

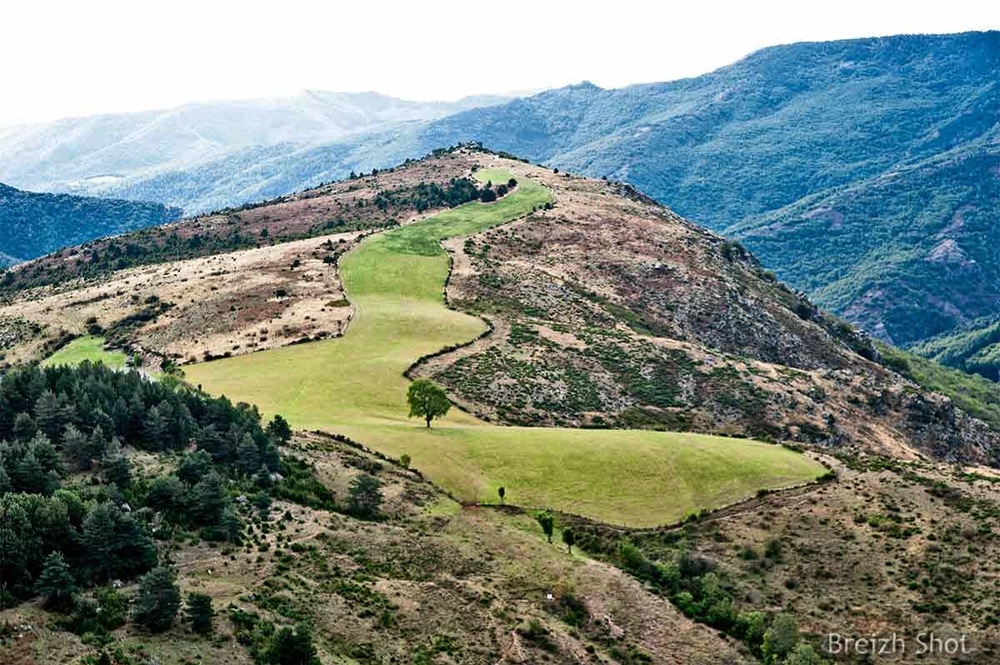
[0,182,181,263]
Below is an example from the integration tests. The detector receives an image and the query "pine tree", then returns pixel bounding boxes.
[0,458,11,494]
[190,472,227,526]
[0,501,29,602]
[87,425,110,464]
[146,476,184,516]
[34,392,65,440]
[562,527,576,554]
[81,502,156,582]
[63,424,93,471]
[12,413,37,441]
[36,551,76,610]
[133,566,181,633]
[261,442,281,471]
[265,414,293,444]
[185,592,214,635]
[536,511,555,543]
[177,449,214,484]
[101,438,132,489]
[29,432,63,476]
[14,450,53,494]
[236,434,261,476]
[265,623,320,665]
[347,474,382,519]
[218,507,243,544]
[143,405,170,450]
[253,464,275,489]
[81,503,116,581]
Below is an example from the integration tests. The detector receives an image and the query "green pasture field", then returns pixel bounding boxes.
[42,336,128,369]
[187,171,823,526]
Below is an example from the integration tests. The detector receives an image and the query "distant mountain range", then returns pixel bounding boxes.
[0,183,180,264]
[0,31,997,352]
[0,91,510,214]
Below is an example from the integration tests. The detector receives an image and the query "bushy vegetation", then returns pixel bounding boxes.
[229,606,320,665]
[877,342,1000,433]
[371,177,482,212]
[574,530,829,663]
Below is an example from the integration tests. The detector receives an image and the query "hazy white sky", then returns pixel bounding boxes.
[2,0,998,127]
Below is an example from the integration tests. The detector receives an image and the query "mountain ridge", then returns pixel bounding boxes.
[0,90,512,212]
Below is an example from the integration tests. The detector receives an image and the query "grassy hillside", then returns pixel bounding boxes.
[41,335,128,368]
[187,170,823,526]
[0,182,181,262]
[6,147,996,466]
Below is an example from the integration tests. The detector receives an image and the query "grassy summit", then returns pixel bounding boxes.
[187,169,822,526]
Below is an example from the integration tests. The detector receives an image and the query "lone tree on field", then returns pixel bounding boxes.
[562,527,576,554]
[536,511,555,543]
[498,486,506,505]
[407,379,451,428]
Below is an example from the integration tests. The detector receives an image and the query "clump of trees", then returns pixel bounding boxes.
[372,177,483,213]
[0,361,290,610]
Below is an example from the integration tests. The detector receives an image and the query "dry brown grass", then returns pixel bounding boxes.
[0,231,364,366]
